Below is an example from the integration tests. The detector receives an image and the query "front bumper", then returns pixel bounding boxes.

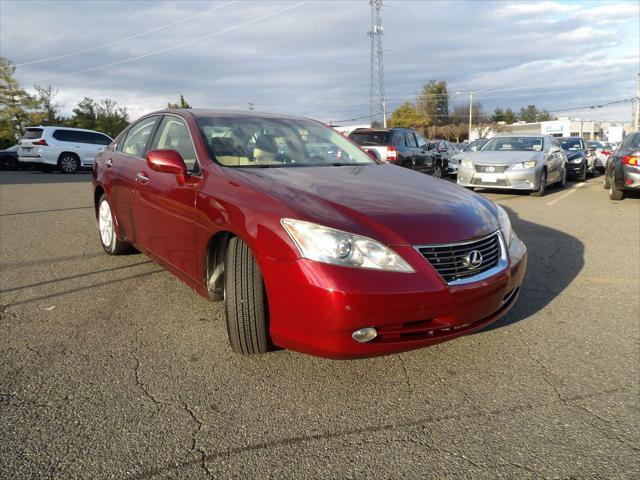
[566,160,586,178]
[457,166,539,190]
[261,234,527,359]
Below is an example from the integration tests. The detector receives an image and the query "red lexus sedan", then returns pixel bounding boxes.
[93,109,527,359]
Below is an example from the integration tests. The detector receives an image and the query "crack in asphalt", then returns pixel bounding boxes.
[182,402,213,479]
[129,384,632,479]
[130,344,164,412]
[574,403,639,452]
[397,355,413,393]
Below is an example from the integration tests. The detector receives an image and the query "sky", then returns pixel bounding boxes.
[1,0,638,125]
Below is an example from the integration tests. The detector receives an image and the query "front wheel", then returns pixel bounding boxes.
[224,237,271,355]
[432,163,443,179]
[530,170,547,197]
[98,195,132,255]
[559,164,567,187]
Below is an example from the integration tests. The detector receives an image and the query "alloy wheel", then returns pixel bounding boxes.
[98,200,114,248]
[60,155,78,173]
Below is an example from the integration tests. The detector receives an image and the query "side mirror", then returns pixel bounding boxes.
[550,146,562,153]
[146,149,188,176]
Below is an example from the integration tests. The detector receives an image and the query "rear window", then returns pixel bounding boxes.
[22,128,43,139]
[348,131,390,146]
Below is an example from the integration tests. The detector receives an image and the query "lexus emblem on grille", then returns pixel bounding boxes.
[485,166,495,172]
[464,250,483,269]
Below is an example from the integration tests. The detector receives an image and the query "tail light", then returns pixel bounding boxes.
[32,139,48,146]
[387,145,398,162]
[336,148,343,160]
[622,154,639,166]
[601,150,611,156]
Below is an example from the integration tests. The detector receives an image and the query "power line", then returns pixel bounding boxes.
[13,1,238,67]
[31,0,310,84]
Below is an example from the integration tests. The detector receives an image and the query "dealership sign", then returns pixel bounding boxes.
[542,121,565,134]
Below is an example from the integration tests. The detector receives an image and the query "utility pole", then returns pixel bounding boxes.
[468,91,473,140]
[367,0,386,127]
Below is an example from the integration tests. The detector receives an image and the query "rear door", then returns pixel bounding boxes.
[133,114,200,281]
[109,116,159,243]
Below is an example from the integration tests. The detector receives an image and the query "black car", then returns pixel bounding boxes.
[603,132,640,200]
[348,128,446,178]
[558,137,598,181]
[0,145,19,170]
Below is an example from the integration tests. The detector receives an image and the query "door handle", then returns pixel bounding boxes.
[136,172,149,184]
[105,158,113,167]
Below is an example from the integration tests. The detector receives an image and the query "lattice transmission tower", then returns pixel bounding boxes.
[367,0,386,127]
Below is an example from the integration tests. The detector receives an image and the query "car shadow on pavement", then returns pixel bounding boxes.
[477,205,584,333]
[0,170,93,185]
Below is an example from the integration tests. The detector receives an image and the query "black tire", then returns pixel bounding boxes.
[603,171,611,189]
[578,162,587,182]
[59,153,80,174]
[224,237,271,355]
[609,177,624,201]
[530,169,547,197]
[432,163,443,179]
[559,164,567,188]
[0,155,17,171]
[590,162,599,178]
[98,194,132,255]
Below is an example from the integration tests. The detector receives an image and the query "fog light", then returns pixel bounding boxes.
[352,327,377,343]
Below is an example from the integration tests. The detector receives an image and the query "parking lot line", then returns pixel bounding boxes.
[546,182,586,206]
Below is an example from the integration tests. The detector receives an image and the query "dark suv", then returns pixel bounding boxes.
[558,136,598,181]
[348,128,446,178]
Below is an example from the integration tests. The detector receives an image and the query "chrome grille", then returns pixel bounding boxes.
[416,232,503,284]
[474,164,509,173]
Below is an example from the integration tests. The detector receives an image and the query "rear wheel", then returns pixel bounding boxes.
[609,177,624,200]
[98,195,132,254]
[530,170,547,197]
[0,155,17,170]
[432,163,443,179]
[224,237,271,355]
[578,162,587,182]
[59,153,79,174]
[559,164,567,187]
[603,171,611,189]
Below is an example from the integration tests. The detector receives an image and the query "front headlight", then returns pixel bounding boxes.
[460,159,473,168]
[570,156,583,163]
[511,160,537,170]
[496,205,512,247]
[281,218,414,272]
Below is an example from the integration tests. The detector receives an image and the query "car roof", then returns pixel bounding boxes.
[25,125,109,134]
[152,108,313,122]
[493,133,544,138]
[350,127,412,133]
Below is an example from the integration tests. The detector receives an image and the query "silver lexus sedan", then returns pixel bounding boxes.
[457,134,568,196]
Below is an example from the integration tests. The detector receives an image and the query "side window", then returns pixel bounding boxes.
[405,132,418,148]
[120,116,158,158]
[415,133,427,148]
[393,132,406,147]
[95,133,112,146]
[150,116,198,172]
[52,129,73,142]
[74,131,94,144]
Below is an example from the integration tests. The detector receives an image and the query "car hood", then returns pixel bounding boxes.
[462,151,543,164]
[228,164,499,245]
[563,150,585,160]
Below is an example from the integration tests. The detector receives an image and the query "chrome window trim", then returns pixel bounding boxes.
[414,230,509,286]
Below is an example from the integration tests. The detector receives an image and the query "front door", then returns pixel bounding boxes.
[133,115,200,282]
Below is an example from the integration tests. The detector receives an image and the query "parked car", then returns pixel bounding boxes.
[18,126,113,173]
[449,139,488,176]
[588,141,616,171]
[348,127,446,178]
[603,131,640,200]
[558,137,598,181]
[427,140,459,163]
[94,109,527,359]
[0,145,19,170]
[457,134,567,197]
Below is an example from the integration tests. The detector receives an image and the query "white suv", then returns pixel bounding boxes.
[18,126,113,173]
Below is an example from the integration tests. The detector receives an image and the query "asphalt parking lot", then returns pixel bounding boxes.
[1,170,638,479]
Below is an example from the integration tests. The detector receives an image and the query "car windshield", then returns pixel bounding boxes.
[481,137,543,152]
[559,138,584,151]
[348,131,390,146]
[463,139,487,152]
[197,116,376,168]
